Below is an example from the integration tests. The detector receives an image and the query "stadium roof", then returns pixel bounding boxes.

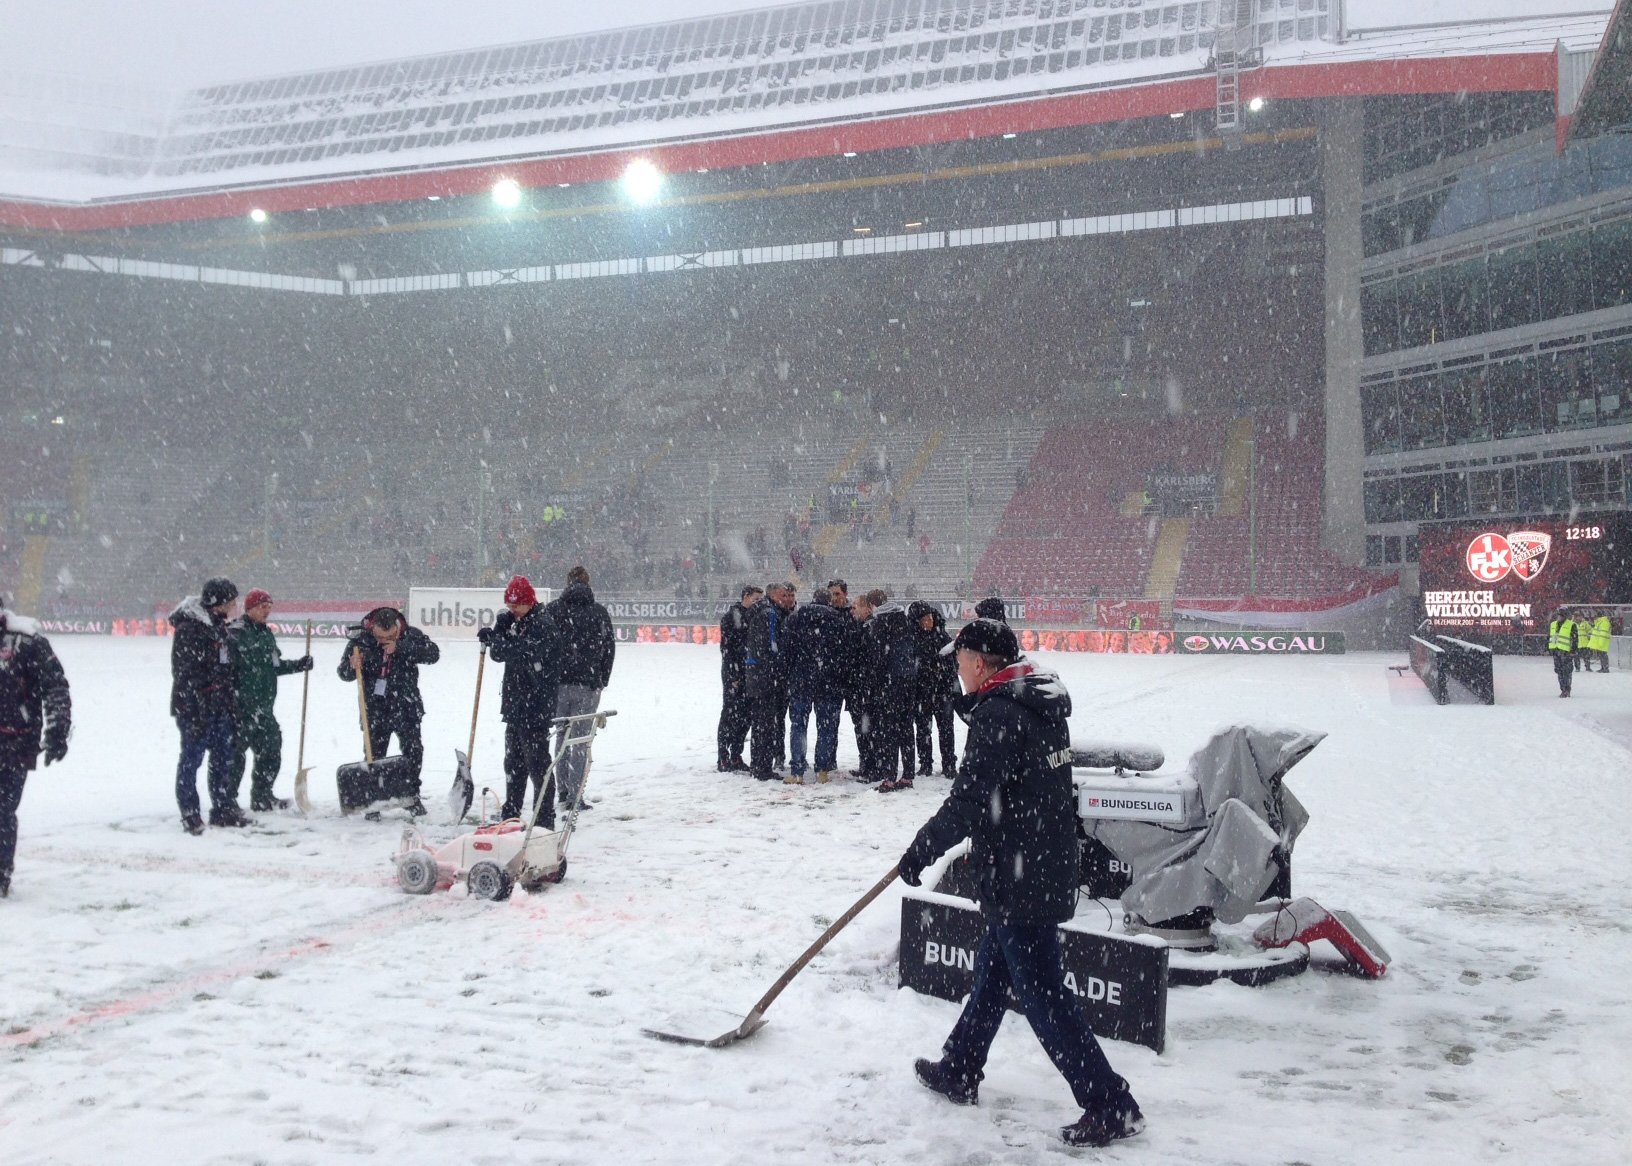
[0,0,1612,230]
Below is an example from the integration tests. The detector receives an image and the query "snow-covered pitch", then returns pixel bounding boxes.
[4,639,1630,1163]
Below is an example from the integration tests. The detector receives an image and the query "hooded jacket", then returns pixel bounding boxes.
[908,601,957,700]
[337,608,440,727]
[902,661,1079,925]
[0,610,71,768]
[543,580,615,689]
[487,601,561,730]
[170,595,237,729]
[782,598,851,701]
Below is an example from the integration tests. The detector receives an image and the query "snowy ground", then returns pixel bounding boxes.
[3,639,1630,1164]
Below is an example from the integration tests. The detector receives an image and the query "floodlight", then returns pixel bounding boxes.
[621,158,664,203]
[248,208,268,224]
[1247,96,1265,113]
[492,178,523,208]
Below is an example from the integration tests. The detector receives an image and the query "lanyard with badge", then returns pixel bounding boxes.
[374,649,392,697]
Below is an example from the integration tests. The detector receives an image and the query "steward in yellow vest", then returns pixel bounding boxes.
[1548,614,1578,697]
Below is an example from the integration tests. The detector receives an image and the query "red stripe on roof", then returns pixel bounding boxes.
[0,53,1556,232]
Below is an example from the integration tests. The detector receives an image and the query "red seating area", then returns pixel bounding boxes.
[975,417,1223,597]
[1176,415,1377,599]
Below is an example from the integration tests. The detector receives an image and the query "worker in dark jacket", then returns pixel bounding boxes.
[745,583,795,780]
[898,618,1143,1149]
[909,601,958,777]
[229,589,312,812]
[717,585,762,771]
[0,606,71,898]
[338,606,440,813]
[545,566,615,812]
[480,575,561,825]
[171,577,245,833]
[781,586,851,784]
[865,590,920,792]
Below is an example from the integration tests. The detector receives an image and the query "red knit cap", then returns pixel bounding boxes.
[243,589,273,610]
[503,575,537,606]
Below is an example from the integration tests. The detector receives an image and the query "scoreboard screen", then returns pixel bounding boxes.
[1416,516,1632,631]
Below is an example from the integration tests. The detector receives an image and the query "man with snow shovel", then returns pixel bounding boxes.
[338,606,440,816]
[896,618,1144,1149]
[228,589,312,812]
[479,575,562,826]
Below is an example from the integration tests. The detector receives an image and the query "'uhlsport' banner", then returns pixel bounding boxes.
[408,587,553,640]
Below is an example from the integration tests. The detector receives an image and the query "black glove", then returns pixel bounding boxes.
[43,727,68,766]
[898,845,927,888]
[493,611,515,635]
[477,626,494,646]
[298,655,314,672]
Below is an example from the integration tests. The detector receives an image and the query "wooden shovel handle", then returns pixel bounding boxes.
[744,865,899,1026]
[353,647,374,764]
[296,620,312,771]
[466,648,486,762]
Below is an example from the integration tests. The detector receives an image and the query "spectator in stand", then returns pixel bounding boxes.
[717,585,762,772]
[228,589,312,813]
[975,597,1008,623]
[863,589,920,792]
[338,606,441,817]
[782,586,850,785]
[170,577,245,834]
[909,601,958,778]
[545,566,616,813]
[479,576,561,824]
[745,583,796,780]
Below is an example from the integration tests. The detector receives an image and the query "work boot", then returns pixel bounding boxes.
[406,798,427,818]
[250,796,291,813]
[1060,1099,1145,1148]
[784,772,804,785]
[914,1058,978,1105]
[816,771,831,784]
[181,813,205,836]
[877,776,914,792]
[209,804,253,828]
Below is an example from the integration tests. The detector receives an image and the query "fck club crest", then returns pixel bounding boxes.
[1466,530,1551,583]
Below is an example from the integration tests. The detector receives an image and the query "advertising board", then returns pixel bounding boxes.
[1416,516,1632,632]
[1175,631,1345,654]
[407,587,553,640]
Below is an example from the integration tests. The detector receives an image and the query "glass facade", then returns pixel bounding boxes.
[1361,336,1632,455]
[1362,92,1554,188]
[1361,212,1632,356]
[1363,132,1632,255]
[1364,456,1627,525]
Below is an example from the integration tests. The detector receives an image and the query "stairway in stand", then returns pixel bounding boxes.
[1144,517,1190,623]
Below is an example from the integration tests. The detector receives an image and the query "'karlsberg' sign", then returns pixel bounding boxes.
[1177,631,1345,654]
[407,586,553,640]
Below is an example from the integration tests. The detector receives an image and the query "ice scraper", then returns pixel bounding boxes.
[643,865,899,1048]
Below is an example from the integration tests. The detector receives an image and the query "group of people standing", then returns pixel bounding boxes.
[716,581,1011,791]
[1547,607,1616,696]
[168,568,614,834]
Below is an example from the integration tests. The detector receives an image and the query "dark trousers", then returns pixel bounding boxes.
[749,673,789,776]
[872,695,915,780]
[176,714,235,818]
[229,708,283,805]
[368,718,424,795]
[718,672,750,767]
[851,697,875,775]
[0,760,26,883]
[915,694,957,774]
[943,923,1132,1114]
[788,693,842,775]
[503,723,555,828]
[1553,651,1574,695]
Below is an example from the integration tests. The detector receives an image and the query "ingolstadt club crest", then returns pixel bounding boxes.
[1506,530,1551,581]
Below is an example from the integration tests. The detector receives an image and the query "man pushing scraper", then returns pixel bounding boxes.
[896,617,1144,1148]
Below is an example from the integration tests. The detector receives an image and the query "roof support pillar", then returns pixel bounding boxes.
[1321,95,1366,567]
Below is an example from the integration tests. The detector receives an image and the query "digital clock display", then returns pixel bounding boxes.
[1565,526,1603,540]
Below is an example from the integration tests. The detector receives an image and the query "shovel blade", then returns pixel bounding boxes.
[641,1010,766,1049]
[449,749,475,822]
[293,767,314,817]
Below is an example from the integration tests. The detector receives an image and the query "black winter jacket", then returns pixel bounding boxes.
[170,596,237,730]
[743,598,791,679]
[782,600,851,701]
[908,602,958,702]
[901,662,1079,925]
[543,581,615,689]
[0,611,71,768]
[719,602,754,683]
[337,609,440,727]
[487,603,561,730]
[862,602,918,700]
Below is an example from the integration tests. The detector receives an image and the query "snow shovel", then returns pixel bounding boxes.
[292,620,314,816]
[449,647,484,822]
[643,864,899,1048]
[336,648,416,814]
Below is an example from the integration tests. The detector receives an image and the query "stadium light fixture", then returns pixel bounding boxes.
[492,178,523,208]
[622,158,664,203]
[1170,111,1185,119]
[1247,96,1265,113]
[843,151,858,157]
[248,208,268,224]
[1002,132,1017,139]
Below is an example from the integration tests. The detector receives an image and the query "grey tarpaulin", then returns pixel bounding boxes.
[1087,726,1325,925]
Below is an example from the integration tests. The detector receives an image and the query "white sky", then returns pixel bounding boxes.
[0,0,1613,92]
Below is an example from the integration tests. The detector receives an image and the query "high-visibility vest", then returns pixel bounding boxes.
[1548,619,1576,652]
[1589,616,1612,652]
